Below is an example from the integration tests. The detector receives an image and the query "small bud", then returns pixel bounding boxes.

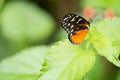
[82,6,95,19]
[104,9,115,18]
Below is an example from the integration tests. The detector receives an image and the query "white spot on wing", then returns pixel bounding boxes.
[71,17,75,22]
[86,25,90,29]
[70,33,72,36]
[70,25,74,28]
[63,17,68,21]
[71,29,74,32]
[76,18,82,24]
[75,15,79,18]
[68,23,70,26]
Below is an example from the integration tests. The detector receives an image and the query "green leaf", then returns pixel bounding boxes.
[90,17,120,67]
[1,1,56,44]
[116,70,120,80]
[0,46,48,80]
[83,54,105,80]
[39,39,95,80]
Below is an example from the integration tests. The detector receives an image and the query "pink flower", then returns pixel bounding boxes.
[82,6,95,19]
[104,9,115,18]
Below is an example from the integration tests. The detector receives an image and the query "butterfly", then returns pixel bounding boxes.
[60,13,90,44]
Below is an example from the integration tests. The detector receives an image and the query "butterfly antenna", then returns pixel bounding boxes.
[90,8,105,22]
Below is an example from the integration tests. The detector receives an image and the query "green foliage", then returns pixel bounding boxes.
[0,40,95,80]
[89,17,120,67]
[83,54,105,80]
[0,46,48,80]
[116,70,120,80]
[0,17,120,80]
[1,1,56,45]
[39,40,95,80]
[0,1,120,80]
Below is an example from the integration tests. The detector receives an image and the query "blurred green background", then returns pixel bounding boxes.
[0,0,120,80]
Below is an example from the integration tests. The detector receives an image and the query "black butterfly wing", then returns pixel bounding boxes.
[60,13,90,44]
